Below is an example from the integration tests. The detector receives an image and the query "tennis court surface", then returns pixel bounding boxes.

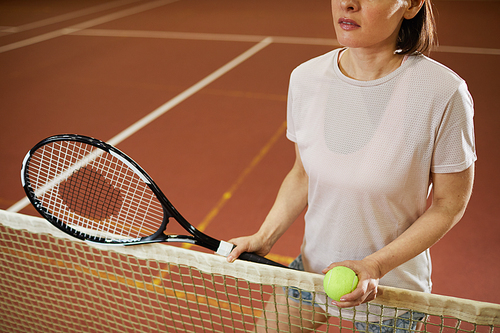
[1,0,499,331]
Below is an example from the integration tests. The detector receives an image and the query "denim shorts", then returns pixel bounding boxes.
[354,311,426,333]
[283,254,319,307]
[284,255,425,333]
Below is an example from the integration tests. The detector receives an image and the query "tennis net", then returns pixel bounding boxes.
[1,209,499,332]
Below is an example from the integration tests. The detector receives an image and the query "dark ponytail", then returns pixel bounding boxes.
[397,0,437,55]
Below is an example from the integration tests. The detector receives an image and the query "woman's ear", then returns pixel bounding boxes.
[404,0,425,20]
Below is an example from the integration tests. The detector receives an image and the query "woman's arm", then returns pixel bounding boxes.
[227,143,308,262]
[325,163,475,307]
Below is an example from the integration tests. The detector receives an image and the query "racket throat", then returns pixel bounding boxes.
[163,234,196,244]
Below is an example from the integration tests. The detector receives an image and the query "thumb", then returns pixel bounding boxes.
[226,239,245,263]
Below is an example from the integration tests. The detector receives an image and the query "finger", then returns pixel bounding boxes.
[227,244,243,263]
[363,289,377,303]
[334,283,378,308]
[322,264,335,274]
[331,274,367,306]
[226,249,238,263]
[225,239,239,263]
[321,261,346,274]
[227,237,255,263]
[333,288,365,308]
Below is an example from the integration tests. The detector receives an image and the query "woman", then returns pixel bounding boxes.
[228,0,476,331]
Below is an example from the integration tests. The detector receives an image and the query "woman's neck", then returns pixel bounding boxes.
[338,48,406,81]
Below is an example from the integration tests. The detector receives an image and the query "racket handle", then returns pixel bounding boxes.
[239,252,289,269]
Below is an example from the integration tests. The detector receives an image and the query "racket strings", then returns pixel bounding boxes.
[27,140,165,241]
[58,165,123,220]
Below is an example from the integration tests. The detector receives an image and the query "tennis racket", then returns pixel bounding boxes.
[21,134,287,268]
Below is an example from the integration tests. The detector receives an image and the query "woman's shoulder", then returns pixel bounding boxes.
[292,49,340,75]
[409,54,466,86]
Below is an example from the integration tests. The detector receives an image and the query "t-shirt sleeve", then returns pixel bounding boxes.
[286,75,297,143]
[431,81,477,173]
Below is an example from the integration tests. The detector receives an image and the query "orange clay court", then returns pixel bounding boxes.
[0,0,499,305]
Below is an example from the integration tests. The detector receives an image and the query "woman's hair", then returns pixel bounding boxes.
[397,0,437,55]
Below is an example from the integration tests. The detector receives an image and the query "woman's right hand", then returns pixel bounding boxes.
[226,233,272,263]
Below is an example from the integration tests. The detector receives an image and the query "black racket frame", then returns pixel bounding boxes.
[22,134,287,268]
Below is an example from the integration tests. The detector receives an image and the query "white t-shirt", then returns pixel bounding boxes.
[287,48,476,296]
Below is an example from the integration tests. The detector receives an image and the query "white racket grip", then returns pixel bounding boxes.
[216,240,233,257]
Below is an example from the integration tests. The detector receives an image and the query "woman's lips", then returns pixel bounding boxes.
[338,18,360,30]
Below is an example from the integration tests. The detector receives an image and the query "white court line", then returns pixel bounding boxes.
[434,45,500,56]
[107,36,273,146]
[0,0,179,54]
[71,28,500,55]
[6,37,274,213]
[72,28,340,46]
[2,3,497,56]
[0,0,141,34]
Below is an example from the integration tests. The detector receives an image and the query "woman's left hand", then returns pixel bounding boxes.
[322,258,382,308]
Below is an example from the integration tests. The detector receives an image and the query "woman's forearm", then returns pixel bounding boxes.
[227,144,308,260]
[328,165,475,308]
[256,144,309,249]
[365,165,475,278]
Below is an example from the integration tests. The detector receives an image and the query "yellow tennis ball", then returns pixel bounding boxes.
[323,266,359,301]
